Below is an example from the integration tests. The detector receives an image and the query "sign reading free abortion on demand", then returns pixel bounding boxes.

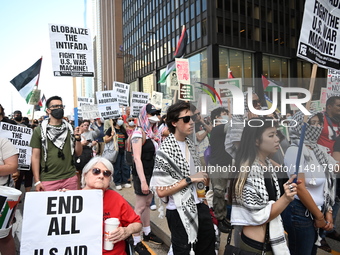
[21,190,102,255]
[297,0,340,70]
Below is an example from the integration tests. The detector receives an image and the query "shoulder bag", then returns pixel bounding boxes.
[102,120,119,163]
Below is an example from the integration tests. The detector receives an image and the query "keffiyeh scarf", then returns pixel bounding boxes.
[289,111,335,212]
[41,119,75,162]
[231,159,290,255]
[150,133,201,245]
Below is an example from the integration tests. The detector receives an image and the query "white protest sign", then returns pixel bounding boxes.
[113,81,130,106]
[175,58,191,85]
[96,90,120,119]
[0,123,32,170]
[131,92,150,117]
[297,0,340,70]
[21,190,102,255]
[162,99,172,115]
[151,91,163,110]
[78,97,94,118]
[81,104,101,120]
[327,69,340,98]
[49,24,94,77]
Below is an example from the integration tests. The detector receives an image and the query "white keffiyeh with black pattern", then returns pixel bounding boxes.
[150,133,201,245]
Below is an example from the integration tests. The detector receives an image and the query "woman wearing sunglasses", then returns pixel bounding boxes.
[81,156,142,255]
[130,103,163,253]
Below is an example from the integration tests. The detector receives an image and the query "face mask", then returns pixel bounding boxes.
[221,115,229,121]
[128,121,135,126]
[286,116,292,120]
[14,116,22,122]
[117,120,124,126]
[50,108,64,119]
[148,115,159,124]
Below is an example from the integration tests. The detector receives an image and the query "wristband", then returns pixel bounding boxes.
[74,135,81,142]
[34,181,41,186]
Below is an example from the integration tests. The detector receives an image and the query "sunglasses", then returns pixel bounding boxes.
[178,115,194,123]
[91,168,112,178]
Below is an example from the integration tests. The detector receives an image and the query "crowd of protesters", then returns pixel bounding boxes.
[2,94,340,255]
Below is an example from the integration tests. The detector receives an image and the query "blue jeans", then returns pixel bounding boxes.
[113,152,131,185]
[281,199,318,255]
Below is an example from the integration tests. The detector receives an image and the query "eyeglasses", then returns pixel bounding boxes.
[91,168,112,178]
[49,104,65,109]
[178,115,194,123]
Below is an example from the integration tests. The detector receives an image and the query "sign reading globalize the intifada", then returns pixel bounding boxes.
[49,23,94,77]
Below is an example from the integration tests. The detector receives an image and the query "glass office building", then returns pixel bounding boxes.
[122,0,325,101]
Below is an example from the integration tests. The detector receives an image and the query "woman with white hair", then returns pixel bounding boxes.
[81,156,142,255]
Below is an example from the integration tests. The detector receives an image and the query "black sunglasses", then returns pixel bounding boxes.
[92,168,112,178]
[178,115,194,123]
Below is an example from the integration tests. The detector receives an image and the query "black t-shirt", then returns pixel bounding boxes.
[209,124,232,166]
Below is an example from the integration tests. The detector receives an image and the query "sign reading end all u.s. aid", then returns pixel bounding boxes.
[20,190,103,255]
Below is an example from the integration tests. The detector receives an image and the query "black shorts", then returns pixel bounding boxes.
[132,174,152,196]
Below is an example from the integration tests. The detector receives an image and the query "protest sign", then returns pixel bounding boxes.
[214,78,242,109]
[0,123,32,170]
[78,97,94,118]
[113,82,130,106]
[327,69,340,98]
[131,92,150,117]
[179,84,194,101]
[21,190,102,255]
[81,104,100,120]
[49,24,94,77]
[297,0,340,70]
[175,58,191,85]
[96,90,120,119]
[151,91,163,110]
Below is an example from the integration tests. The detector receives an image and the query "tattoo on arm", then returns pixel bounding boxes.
[131,137,141,144]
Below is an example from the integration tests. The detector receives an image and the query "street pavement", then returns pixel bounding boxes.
[8,183,340,255]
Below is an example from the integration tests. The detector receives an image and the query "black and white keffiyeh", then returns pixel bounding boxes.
[40,119,75,162]
[150,133,201,246]
[289,111,335,212]
[231,159,290,255]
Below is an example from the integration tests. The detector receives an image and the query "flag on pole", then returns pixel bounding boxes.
[10,58,42,103]
[261,75,282,91]
[38,94,47,111]
[228,68,234,78]
[158,26,188,83]
[264,94,281,113]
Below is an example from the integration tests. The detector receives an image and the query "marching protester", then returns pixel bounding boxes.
[30,96,83,191]
[317,96,340,250]
[208,107,233,233]
[131,103,163,255]
[81,156,142,255]
[104,116,131,190]
[230,117,296,255]
[0,137,19,255]
[151,101,215,255]
[282,111,336,255]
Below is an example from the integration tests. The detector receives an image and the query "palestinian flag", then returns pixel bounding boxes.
[158,26,188,83]
[10,58,42,103]
[228,68,234,78]
[262,75,282,92]
[38,94,47,111]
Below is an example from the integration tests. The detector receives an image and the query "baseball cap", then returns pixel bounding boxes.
[146,104,161,115]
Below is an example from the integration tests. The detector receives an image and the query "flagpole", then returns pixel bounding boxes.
[73,77,79,127]
[31,57,43,124]
[294,63,317,182]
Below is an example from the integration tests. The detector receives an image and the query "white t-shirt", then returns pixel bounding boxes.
[0,137,18,186]
[284,146,335,206]
[166,140,201,210]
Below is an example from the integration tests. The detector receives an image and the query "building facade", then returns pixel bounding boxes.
[122,0,326,104]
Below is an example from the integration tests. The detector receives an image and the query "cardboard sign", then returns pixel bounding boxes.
[130,92,150,117]
[0,123,32,170]
[175,58,191,85]
[49,24,94,77]
[297,0,340,70]
[78,97,94,118]
[21,190,102,255]
[81,104,101,120]
[327,69,340,98]
[113,82,130,106]
[151,91,163,110]
[179,84,194,101]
